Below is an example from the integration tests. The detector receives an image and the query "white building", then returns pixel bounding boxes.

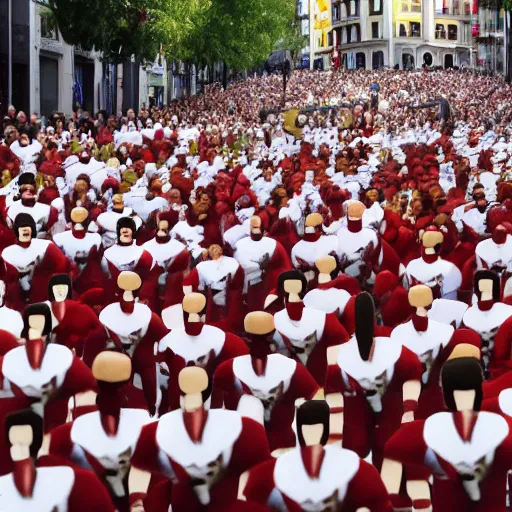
[332,0,475,70]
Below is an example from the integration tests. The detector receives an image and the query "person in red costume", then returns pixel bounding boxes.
[102,217,154,303]
[325,292,423,469]
[406,226,462,300]
[48,352,151,512]
[462,271,512,378]
[192,244,245,330]
[475,224,512,275]
[0,302,96,477]
[142,210,190,311]
[158,293,248,411]
[0,279,23,336]
[233,215,292,312]
[6,173,58,237]
[85,272,170,415]
[242,400,393,512]
[2,213,74,306]
[336,201,380,287]
[302,256,360,327]
[43,274,101,357]
[96,194,142,249]
[272,270,350,387]
[291,213,338,288]
[0,409,115,511]
[212,311,320,454]
[372,270,413,329]
[129,367,270,512]
[53,207,104,294]
[382,356,512,512]
[391,285,481,419]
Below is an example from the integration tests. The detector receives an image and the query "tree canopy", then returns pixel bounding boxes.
[47,0,297,69]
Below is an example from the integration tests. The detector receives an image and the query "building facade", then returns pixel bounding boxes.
[332,0,476,69]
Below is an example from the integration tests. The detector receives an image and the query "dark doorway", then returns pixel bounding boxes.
[39,56,58,118]
[356,52,366,69]
[402,53,415,69]
[423,52,433,66]
[372,51,384,69]
[444,54,454,68]
[74,58,94,114]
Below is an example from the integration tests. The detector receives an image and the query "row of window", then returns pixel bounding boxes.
[435,23,458,40]
[332,22,381,45]
[332,0,383,21]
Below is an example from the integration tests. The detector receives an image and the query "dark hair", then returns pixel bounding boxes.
[21,302,53,339]
[355,292,375,361]
[116,217,137,240]
[5,409,43,459]
[13,213,36,240]
[442,357,483,412]
[48,274,72,301]
[296,400,330,447]
[473,270,500,302]
[278,270,308,300]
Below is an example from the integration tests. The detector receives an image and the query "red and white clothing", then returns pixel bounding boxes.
[53,230,102,274]
[336,226,379,279]
[385,412,512,512]
[303,285,352,318]
[196,256,243,309]
[96,208,142,248]
[142,237,188,281]
[91,302,170,413]
[326,336,423,467]
[212,354,319,452]
[171,220,205,259]
[102,242,153,284]
[244,445,392,512]
[158,325,248,409]
[0,464,115,512]
[49,408,150,509]
[130,409,270,512]
[406,257,462,300]
[390,320,480,418]
[233,236,291,311]
[44,299,101,357]
[273,307,349,386]
[0,344,96,432]
[476,236,512,273]
[7,201,55,236]
[0,305,23,337]
[463,302,512,374]
[291,235,338,279]
[2,240,72,303]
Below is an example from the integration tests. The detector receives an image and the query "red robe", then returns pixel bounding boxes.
[0,461,116,511]
[326,338,423,469]
[2,240,75,308]
[158,325,249,411]
[273,307,350,387]
[384,412,512,512]
[48,408,151,512]
[85,302,172,414]
[130,410,271,512]
[46,299,102,357]
[244,446,392,512]
[0,344,96,475]
[211,354,319,452]
[233,236,292,312]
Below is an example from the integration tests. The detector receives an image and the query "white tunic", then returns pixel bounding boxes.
[7,201,51,234]
[234,236,277,293]
[0,466,75,512]
[273,446,360,511]
[391,319,454,384]
[291,236,338,268]
[53,231,102,271]
[336,227,378,278]
[406,257,462,300]
[70,408,150,497]
[303,287,351,316]
[196,256,240,306]
[475,236,512,272]
[0,306,24,337]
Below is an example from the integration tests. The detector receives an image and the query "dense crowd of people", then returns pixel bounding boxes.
[2,67,512,511]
